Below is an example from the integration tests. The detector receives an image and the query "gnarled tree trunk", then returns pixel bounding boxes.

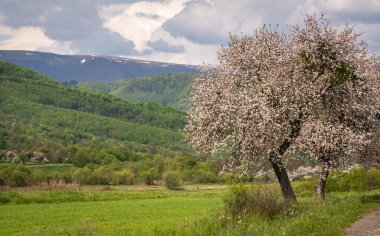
[268,115,303,202]
[315,168,329,200]
[269,158,297,202]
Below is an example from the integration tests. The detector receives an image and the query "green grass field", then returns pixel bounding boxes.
[1,197,221,235]
[0,185,225,235]
[0,184,380,236]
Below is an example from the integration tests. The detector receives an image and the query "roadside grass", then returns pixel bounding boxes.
[0,183,379,235]
[159,190,380,236]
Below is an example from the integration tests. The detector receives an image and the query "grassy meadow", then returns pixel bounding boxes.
[0,185,225,235]
[1,182,380,236]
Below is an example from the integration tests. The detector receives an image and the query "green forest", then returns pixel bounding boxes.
[78,73,194,110]
[0,62,230,186]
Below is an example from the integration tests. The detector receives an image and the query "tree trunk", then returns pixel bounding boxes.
[315,169,329,200]
[268,114,303,202]
[270,158,297,202]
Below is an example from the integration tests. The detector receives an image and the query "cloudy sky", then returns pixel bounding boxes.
[0,0,379,65]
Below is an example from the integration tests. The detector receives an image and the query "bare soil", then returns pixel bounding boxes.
[346,208,380,236]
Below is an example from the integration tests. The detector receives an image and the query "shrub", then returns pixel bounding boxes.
[194,169,221,183]
[163,171,182,189]
[327,167,380,192]
[72,168,93,185]
[0,194,11,204]
[0,165,32,186]
[31,169,49,184]
[112,169,135,185]
[141,168,160,185]
[93,166,113,185]
[223,184,289,218]
[10,170,29,186]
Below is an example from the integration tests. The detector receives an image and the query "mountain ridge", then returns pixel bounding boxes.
[0,50,200,82]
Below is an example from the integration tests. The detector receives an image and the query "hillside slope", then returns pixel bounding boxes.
[0,62,189,163]
[79,73,194,111]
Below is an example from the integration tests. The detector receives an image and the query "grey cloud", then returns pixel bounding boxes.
[43,4,101,40]
[0,0,138,55]
[147,39,185,53]
[163,0,303,45]
[0,0,54,27]
[69,30,137,56]
[0,35,11,41]
[332,12,380,24]
[163,0,228,44]
[135,12,162,20]
[0,0,103,40]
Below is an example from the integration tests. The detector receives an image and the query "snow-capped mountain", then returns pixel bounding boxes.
[0,50,200,82]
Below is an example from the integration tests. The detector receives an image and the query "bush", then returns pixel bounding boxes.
[327,167,380,192]
[0,165,32,186]
[0,194,11,204]
[223,184,289,218]
[31,169,49,184]
[112,169,135,185]
[10,170,29,186]
[141,168,160,185]
[163,171,182,189]
[93,166,113,185]
[194,169,221,183]
[72,168,93,185]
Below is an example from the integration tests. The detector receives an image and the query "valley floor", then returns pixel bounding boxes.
[1,184,380,236]
[0,185,225,235]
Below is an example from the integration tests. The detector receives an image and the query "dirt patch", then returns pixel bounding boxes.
[346,208,380,236]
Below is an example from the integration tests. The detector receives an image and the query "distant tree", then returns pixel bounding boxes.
[62,80,78,87]
[186,14,380,202]
[18,151,30,164]
[163,171,182,189]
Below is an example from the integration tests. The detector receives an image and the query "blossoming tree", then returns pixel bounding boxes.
[186,14,380,201]
[187,26,304,202]
[291,15,380,199]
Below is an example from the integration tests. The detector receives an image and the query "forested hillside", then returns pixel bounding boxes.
[0,62,190,165]
[78,73,194,110]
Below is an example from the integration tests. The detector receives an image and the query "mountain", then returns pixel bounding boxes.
[0,50,200,82]
[78,73,194,111]
[0,61,189,164]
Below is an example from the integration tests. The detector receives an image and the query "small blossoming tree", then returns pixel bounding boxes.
[186,14,380,202]
[291,15,380,199]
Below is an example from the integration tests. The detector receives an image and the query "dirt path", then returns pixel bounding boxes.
[346,208,380,236]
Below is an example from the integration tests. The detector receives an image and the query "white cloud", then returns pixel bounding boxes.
[101,0,189,52]
[0,20,75,54]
